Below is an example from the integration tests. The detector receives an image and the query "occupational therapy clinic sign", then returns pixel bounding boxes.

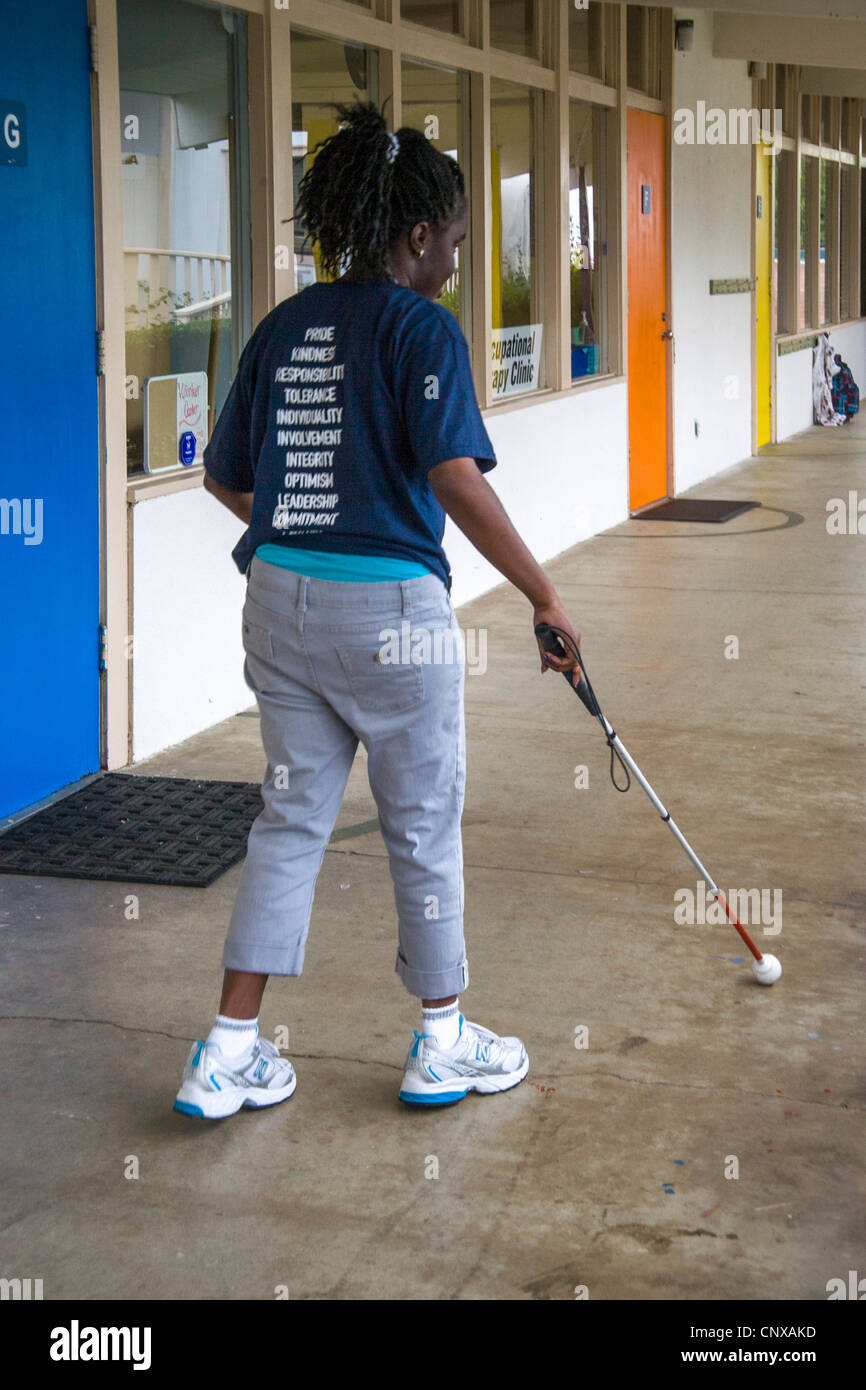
[490,323,543,399]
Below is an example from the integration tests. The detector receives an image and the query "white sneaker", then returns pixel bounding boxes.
[174,1036,296,1119]
[399,1014,529,1106]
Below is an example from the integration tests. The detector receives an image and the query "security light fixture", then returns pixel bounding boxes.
[675,20,695,52]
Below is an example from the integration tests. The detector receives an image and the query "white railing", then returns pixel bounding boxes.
[173,291,231,321]
[124,248,231,328]
[440,266,459,301]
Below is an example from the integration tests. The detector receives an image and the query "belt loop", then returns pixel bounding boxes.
[401,580,412,618]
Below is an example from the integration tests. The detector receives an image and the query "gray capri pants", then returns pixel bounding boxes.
[222,554,469,1000]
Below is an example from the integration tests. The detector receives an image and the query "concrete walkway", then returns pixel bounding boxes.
[1,417,863,1301]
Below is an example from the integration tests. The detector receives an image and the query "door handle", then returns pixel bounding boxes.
[661,329,674,340]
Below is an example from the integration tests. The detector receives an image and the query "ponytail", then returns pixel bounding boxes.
[295,100,464,282]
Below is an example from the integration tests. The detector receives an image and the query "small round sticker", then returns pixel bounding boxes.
[179,431,197,466]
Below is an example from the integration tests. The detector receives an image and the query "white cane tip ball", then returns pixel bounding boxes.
[753,954,782,985]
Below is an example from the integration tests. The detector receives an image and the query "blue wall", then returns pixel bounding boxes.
[0,1,100,818]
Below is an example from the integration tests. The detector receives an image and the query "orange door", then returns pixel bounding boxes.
[627,110,668,511]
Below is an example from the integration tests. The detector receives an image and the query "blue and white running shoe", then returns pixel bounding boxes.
[399,1014,528,1106]
[174,1036,296,1119]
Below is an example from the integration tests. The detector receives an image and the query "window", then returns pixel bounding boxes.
[841,98,857,154]
[290,31,375,288]
[799,154,818,331]
[777,67,797,139]
[118,0,251,477]
[821,96,833,147]
[569,2,605,82]
[774,149,796,334]
[861,164,866,318]
[568,101,609,380]
[820,159,829,324]
[401,0,464,36]
[401,59,471,341]
[627,5,662,101]
[840,164,855,321]
[801,94,819,145]
[821,158,840,326]
[489,0,541,61]
[490,78,544,398]
[774,75,863,333]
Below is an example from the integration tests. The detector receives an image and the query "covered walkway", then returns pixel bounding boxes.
[1,418,863,1300]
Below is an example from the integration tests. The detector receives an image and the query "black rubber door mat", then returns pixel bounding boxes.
[637,499,760,523]
[0,774,263,887]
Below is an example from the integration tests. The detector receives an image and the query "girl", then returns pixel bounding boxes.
[174,102,582,1118]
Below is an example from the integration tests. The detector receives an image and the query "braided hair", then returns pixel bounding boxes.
[294,100,465,282]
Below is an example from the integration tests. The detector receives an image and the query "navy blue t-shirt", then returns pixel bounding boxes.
[203,279,497,590]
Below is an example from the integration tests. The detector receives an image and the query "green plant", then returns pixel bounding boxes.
[437,285,460,318]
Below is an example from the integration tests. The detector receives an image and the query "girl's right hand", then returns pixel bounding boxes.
[533,600,582,686]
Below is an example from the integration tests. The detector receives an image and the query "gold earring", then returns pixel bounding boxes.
[415,247,425,259]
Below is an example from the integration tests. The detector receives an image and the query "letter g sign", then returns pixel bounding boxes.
[1,101,27,165]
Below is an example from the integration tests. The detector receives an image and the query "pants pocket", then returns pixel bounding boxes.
[242,617,275,663]
[336,638,425,713]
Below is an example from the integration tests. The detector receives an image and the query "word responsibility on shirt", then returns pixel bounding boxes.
[272,325,344,531]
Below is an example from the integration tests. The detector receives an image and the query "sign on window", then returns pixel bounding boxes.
[143,372,208,474]
[491,324,543,399]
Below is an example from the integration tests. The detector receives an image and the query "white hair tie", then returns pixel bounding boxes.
[386,132,399,163]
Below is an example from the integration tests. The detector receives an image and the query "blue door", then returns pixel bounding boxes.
[0,2,100,819]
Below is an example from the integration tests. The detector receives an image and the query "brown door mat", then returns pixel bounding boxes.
[636,499,761,523]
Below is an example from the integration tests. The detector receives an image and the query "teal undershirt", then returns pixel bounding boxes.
[256,544,431,582]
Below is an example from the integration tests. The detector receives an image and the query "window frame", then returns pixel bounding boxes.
[774,74,864,340]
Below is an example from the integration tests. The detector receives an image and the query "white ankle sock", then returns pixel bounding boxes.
[422,1000,461,1049]
[207,1014,258,1059]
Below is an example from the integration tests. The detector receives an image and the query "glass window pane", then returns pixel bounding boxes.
[799,155,807,329]
[490,0,539,61]
[627,6,644,90]
[290,31,374,287]
[862,168,866,319]
[775,149,797,335]
[490,78,544,398]
[118,0,249,477]
[401,59,471,341]
[820,159,828,324]
[778,66,796,138]
[773,153,780,329]
[569,102,608,380]
[569,2,604,81]
[401,0,463,36]
[628,6,662,99]
[800,95,816,145]
[799,154,818,331]
[821,96,832,145]
[840,165,854,320]
[841,98,856,153]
